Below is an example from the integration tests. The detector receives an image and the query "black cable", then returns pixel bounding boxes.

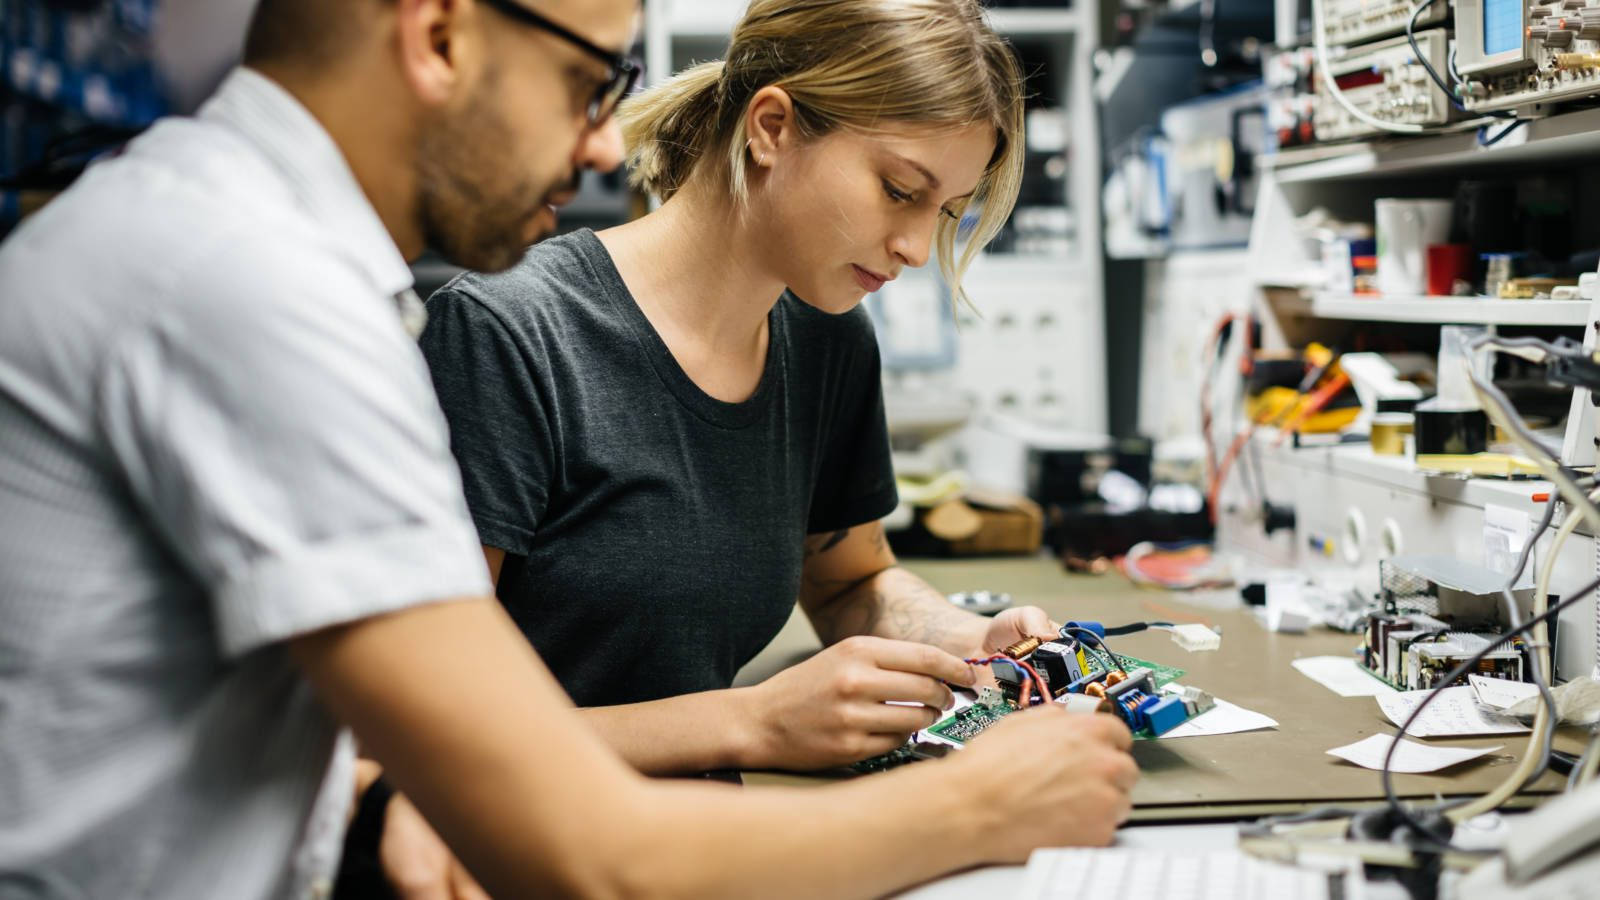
[1478,119,1526,147]
[1103,621,1176,637]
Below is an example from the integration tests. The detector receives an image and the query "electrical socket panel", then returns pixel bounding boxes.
[953,256,1105,433]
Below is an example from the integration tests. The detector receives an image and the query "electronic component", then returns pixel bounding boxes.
[1322,0,1452,46]
[932,655,1208,746]
[1409,632,1525,689]
[1357,555,1541,691]
[1031,640,1086,695]
[1169,623,1222,652]
[1458,0,1600,113]
[1003,635,1045,659]
[1314,29,1459,141]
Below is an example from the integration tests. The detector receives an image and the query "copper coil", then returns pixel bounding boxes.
[1084,682,1107,699]
[1003,636,1043,659]
[1105,670,1127,687]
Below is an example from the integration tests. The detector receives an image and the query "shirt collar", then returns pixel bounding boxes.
[198,67,415,300]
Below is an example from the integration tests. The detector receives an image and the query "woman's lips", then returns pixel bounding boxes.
[852,264,888,293]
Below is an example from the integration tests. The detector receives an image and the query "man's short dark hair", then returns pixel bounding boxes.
[243,0,372,68]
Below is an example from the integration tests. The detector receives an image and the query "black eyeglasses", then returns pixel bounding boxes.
[480,0,643,126]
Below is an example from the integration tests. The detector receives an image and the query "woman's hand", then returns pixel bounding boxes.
[737,635,977,770]
[977,605,1060,655]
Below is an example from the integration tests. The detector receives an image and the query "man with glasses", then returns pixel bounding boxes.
[0,1,1135,898]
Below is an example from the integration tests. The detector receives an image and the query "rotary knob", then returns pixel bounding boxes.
[1578,8,1600,38]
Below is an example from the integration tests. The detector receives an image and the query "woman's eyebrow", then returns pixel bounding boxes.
[889,152,941,190]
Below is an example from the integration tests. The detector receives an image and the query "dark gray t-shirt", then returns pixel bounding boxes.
[419,229,897,707]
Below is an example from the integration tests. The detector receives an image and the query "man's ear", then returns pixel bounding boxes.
[395,0,475,107]
[744,85,797,168]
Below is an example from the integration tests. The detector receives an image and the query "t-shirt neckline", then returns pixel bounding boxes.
[571,228,783,430]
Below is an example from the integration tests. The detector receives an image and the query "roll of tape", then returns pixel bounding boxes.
[1413,408,1488,456]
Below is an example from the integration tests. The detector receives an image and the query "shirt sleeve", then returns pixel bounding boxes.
[806,308,900,535]
[96,236,492,658]
[416,284,556,557]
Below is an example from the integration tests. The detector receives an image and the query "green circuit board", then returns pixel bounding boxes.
[926,654,1190,746]
[846,654,1208,774]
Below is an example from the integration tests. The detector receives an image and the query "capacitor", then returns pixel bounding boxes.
[1031,641,1080,695]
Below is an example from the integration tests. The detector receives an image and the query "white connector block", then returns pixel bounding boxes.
[1169,623,1222,652]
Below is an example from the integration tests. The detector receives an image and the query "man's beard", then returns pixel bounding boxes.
[415,78,556,274]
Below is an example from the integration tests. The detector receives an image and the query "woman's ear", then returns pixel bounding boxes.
[744,86,796,168]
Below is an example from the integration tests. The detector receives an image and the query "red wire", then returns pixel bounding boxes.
[965,654,1050,706]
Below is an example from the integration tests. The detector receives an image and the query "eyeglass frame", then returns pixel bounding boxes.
[478,0,644,126]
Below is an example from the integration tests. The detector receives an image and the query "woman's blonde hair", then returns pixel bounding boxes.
[619,0,1027,305]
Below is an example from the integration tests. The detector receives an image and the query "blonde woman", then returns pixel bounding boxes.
[420,0,1130,778]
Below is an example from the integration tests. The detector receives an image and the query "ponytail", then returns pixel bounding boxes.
[619,60,727,202]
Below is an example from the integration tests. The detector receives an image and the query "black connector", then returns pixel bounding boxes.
[1546,353,1600,392]
[1263,501,1296,536]
[1544,338,1600,391]
[1346,806,1451,900]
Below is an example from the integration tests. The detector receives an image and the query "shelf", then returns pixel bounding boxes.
[1310,292,1592,326]
[667,4,1077,39]
[1262,106,1600,185]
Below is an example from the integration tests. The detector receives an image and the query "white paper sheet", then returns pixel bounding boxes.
[1468,674,1540,712]
[1327,734,1503,773]
[1377,686,1530,736]
[1292,655,1397,697]
[1156,684,1278,738]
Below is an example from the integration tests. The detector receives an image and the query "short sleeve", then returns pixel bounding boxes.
[96,237,492,658]
[417,285,556,557]
[806,310,899,534]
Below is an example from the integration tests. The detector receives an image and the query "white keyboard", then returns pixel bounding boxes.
[1019,848,1357,900]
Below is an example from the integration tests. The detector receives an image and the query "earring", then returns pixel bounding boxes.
[747,138,765,167]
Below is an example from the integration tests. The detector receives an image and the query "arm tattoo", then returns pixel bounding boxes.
[807,568,979,654]
[804,528,851,559]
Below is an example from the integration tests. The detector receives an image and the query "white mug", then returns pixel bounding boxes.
[1375,198,1453,297]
